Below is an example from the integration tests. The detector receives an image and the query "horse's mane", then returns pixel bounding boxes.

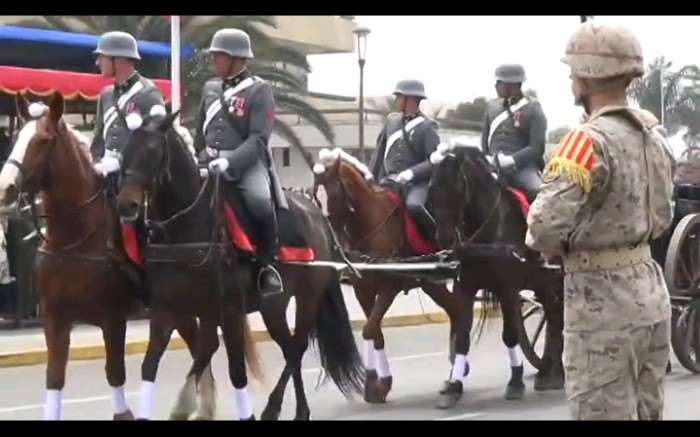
[64,124,93,164]
[315,147,384,194]
[453,145,525,217]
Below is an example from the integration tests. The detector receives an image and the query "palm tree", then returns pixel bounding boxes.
[11,15,334,169]
[627,56,700,140]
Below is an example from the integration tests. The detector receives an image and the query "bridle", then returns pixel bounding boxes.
[7,122,104,252]
[121,126,222,268]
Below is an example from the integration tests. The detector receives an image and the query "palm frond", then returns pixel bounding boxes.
[253,65,308,94]
[274,93,335,145]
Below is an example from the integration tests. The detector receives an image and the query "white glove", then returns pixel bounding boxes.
[430,150,447,165]
[199,168,208,179]
[496,153,516,169]
[396,169,414,184]
[208,157,229,173]
[94,155,121,176]
[485,155,495,166]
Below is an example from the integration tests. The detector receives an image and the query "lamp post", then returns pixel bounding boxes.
[353,25,371,163]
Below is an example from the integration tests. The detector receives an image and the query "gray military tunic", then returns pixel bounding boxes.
[480,96,547,171]
[193,69,287,210]
[90,72,165,161]
[370,111,441,183]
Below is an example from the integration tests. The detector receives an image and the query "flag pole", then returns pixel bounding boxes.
[170,15,181,125]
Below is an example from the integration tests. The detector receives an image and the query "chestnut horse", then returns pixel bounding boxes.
[0,92,214,420]
[114,114,364,420]
[313,148,474,409]
[428,143,565,404]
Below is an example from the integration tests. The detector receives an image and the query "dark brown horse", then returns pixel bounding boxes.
[312,148,473,409]
[0,92,207,420]
[114,114,365,420]
[428,143,565,405]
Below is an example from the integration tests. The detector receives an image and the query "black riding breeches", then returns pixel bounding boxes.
[506,166,542,202]
[405,183,436,242]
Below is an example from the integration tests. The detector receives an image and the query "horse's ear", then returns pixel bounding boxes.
[47,91,65,125]
[15,93,30,122]
[159,111,180,132]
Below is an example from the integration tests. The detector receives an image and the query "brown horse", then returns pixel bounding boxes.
[0,92,210,420]
[428,143,565,405]
[114,114,364,420]
[312,148,473,409]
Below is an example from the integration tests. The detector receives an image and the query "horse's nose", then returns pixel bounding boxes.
[117,199,139,222]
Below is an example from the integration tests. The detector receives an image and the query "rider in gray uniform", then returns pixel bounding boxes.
[90,31,166,164]
[193,28,285,298]
[481,64,548,201]
[369,79,441,245]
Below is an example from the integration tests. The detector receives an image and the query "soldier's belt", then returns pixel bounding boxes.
[562,244,651,273]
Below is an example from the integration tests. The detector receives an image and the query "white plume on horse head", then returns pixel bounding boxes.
[333,147,373,180]
[28,102,47,118]
[313,163,326,175]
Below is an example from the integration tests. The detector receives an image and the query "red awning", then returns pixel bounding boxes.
[0,66,173,101]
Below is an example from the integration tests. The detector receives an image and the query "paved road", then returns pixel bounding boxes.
[0,322,697,420]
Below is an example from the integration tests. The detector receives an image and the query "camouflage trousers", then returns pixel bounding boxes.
[564,318,670,420]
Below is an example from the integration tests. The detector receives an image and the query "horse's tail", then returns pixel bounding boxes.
[242,316,265,384]
[472,288,500,344]
[309,278,365,397]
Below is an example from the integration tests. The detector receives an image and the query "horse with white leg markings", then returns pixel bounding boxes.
[0,92,210,421]
[313,147,473,408]
[428,141,565,406]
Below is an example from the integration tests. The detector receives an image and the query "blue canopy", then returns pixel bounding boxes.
[0,25,194,59]
[0,25,195,78]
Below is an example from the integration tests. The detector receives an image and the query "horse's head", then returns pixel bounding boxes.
[313,147,376,231]
[429,143,496,249]
[0,92,89,208]
[115,110,180,222]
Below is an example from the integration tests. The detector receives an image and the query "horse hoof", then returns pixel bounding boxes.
[363,369,380,403]
[294,410,311,421]
[113,410,135,421]
[241,415,256,421]
[191,414,214,421]
[168,413,190,421]
[533,373,565,392]
[437,380,463,410]
[505,382,525,400]
[378,376,393,397]
[260,407,280,421]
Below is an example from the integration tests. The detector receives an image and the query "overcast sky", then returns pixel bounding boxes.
[307,15,700,132]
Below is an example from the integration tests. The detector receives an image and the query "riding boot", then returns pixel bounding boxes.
[256,210,284,298]
[410,206,438,246]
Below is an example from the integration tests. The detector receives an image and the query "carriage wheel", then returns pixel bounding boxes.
[664,213,700,373]
[516,290,546,370]
[670,303,700,373]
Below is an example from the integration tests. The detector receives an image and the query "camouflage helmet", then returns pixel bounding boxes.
[393,79,427,100]
[94,31,141,61]
[562,22,644,79]
[209,29,254,59]
[495,64,526,84]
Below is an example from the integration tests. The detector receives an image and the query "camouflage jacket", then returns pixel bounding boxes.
[526,104,674,331]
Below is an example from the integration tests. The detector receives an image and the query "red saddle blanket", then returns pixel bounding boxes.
[120,203,316,266]
[507,187,530,218]
[384,191,436,255]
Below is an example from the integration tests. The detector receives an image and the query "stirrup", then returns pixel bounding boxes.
[257,265,284,295]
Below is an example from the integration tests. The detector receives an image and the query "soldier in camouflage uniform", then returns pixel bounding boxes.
[90,31,167,174]
[193,29,285,298]
[369,79,441,244]
[481,64,547,201]
[526,22,674,420]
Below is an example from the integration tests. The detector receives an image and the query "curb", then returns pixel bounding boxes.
[0,307,500,369]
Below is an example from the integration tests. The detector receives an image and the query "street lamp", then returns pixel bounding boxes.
[353,25,371,163]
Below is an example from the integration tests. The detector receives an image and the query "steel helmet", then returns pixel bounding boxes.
[209,29,254,59]
[495,64,526,84]
[94,31,141,61]
[562,22,644,79]
[393,79,427,100]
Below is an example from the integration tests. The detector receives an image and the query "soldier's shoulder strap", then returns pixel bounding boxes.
[544,126,598,193]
